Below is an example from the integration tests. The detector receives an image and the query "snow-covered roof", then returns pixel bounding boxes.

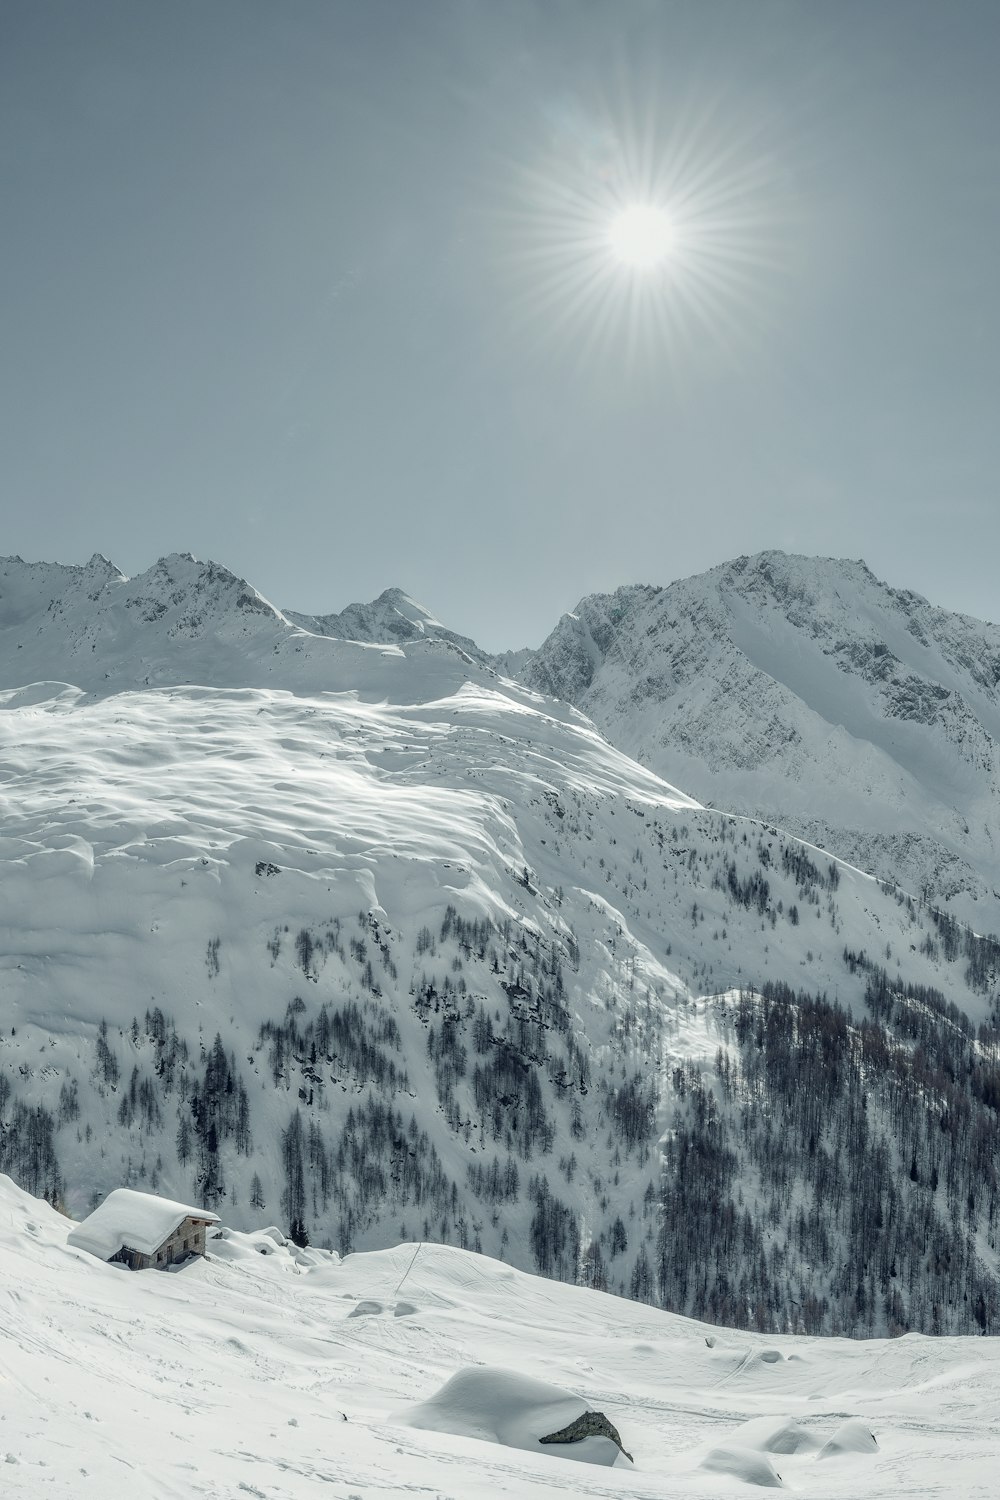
[67,1188,219,1261]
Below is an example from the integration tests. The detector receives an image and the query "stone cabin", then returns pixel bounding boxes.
[67,1188,220,1271]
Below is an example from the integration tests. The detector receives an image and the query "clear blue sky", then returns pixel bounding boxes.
[3,0,998,648]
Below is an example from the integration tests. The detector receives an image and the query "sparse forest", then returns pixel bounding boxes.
[3,665,1000,1340]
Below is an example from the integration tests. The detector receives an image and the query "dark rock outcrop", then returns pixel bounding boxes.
[539,1410,633,1462]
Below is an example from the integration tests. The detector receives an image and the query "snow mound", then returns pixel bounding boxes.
[393,1366,629,1467]
[817,1419,879,1458]
[207,1224,336,1271]
[729,1417,821,1454]
[701,1445,786,1487]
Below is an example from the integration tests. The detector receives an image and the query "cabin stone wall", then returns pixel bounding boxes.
[115,1216,212,1271]
[149,1216,210,1268]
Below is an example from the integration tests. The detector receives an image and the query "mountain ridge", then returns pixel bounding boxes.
[258,547,1000,932]
[0,550,497,702]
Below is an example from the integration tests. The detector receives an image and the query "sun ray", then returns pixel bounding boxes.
[484,68,795,373]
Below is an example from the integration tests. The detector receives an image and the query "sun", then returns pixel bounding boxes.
[489,73,790,368]
[608,204,675,270]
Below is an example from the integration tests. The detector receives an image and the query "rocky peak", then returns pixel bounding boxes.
[284,586,489,665]
[513,550,1000,932]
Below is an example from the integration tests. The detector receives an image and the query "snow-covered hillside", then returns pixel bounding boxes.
[514,552,1000,933]
[2,551,1000,1336]
[3,1174,998,1499]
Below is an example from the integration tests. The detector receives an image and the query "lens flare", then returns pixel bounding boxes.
[489,74,792,371]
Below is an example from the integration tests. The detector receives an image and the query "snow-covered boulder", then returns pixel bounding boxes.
[394,1366,632,1467]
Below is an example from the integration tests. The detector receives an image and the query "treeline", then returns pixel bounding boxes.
[263,903,631,1264]
[927,907,1000,996]
[257,996,408,1096]
[707,826,841,929]
[416,906,590,1162]
[281,1098,464,1255]
[655,980,1000,1336]
[0,1074,62,1203]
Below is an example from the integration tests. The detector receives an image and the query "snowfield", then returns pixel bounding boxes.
[3,548,1000,1343]
[1,1174,997,1499]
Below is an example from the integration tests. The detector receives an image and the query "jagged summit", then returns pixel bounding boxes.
[0,552,494,700]
[514,549,1000,928]
[285,584,489,664]
[0,550,286,693]
[85,551,124,577]
[0,548,276,622]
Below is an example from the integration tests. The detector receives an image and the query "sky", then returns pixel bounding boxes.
[2,0,999,650]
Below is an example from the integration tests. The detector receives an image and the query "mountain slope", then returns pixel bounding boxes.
[515,551,1000,932]
[2,551,1000,1337]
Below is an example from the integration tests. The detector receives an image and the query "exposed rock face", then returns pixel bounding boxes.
[539,1410,633,1462]
[512,551,1000,931]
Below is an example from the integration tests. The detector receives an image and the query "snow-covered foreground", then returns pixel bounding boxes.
[2,1176,996,1498]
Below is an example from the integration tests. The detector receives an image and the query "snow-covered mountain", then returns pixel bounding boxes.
[285,585,490,665]
[515,552,1000,933]
[2,550,1000,1337]
[0,552,486,699]
[4,1171,997,1499]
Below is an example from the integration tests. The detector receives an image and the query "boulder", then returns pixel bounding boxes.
[540,1410,633,1462]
